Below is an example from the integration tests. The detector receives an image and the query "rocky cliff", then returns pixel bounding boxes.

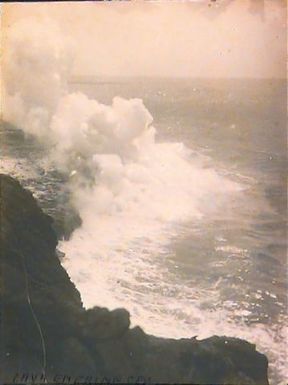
[0,174,269,384]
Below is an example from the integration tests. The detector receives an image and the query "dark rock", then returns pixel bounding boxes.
[0,174,269,384]
[82,307,130,341]
[52,205,82,241]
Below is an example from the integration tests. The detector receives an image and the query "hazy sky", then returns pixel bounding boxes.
[2,0,287,78]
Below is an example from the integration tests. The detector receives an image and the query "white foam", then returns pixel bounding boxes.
[62,232,287,385]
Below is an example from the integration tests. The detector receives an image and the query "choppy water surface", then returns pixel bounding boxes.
[1,78,287,384]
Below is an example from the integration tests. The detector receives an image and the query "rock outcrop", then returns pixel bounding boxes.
[0,174,269,384]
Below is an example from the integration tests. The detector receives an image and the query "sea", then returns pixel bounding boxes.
[0,78,287,384]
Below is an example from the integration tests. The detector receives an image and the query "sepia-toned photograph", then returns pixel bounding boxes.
[0,1,287,384]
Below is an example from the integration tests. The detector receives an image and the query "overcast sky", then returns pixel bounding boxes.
[2,0,287,78]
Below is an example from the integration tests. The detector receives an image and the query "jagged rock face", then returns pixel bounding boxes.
[0,174,83,380]
[0,174,269,384]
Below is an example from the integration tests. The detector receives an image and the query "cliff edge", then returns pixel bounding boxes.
[0,174,269,384]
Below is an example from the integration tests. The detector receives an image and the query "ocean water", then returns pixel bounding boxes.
[1,78,287,384]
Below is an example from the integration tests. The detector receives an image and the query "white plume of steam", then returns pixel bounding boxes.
[3,19,157,176]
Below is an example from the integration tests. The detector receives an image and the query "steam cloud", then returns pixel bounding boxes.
[3,18,240,254]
